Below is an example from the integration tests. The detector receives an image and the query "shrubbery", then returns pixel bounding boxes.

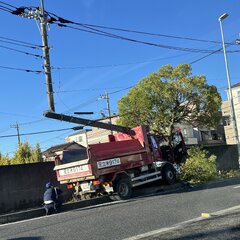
[180,147,217,184]
[218,170,240,179]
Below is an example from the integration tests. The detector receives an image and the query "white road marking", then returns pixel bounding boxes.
[233,185,240,189]
[123,205,240,240]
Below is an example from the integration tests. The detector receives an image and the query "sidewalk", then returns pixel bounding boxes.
[127,206,240,240]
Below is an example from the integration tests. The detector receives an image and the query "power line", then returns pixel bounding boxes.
[0,4,14,12]
[47,11,236,46]
[0,1,17,9]
[2,4,239,52]
[55,86,132,93]
[0,65,42,73]
[108,86,134,95]
[8,6,235,55]
[55,22,239,54]
[0,6,12,13]
[0,36,42,48]
[0,39,41,49]
[0,45,42,58]
[52,53,190,71]
[4,6,239,56]
[190,42,234,65]
[0,126,83,139]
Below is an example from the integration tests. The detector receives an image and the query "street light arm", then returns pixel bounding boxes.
[219,13,229,22]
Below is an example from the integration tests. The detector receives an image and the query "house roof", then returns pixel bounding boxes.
[231,82,240,89]
[42,141,86,157]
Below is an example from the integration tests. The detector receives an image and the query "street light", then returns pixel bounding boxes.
[219,13,240,163]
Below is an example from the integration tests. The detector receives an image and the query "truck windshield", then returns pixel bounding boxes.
[61,149,88,164]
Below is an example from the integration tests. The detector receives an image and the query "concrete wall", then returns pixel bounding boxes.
[204,144,239,171]
[0,162,73,214]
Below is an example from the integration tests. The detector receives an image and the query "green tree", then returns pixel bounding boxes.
[30,143,42,163]
[117,64,222,138]
[0,142,42,166]
[0,153,11,166]
[12,142,32,165]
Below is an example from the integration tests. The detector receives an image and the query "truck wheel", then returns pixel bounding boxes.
[162,165,176,185]
[116,178,132,200]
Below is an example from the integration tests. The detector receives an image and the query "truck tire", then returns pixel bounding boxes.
[115,178,132,200]
[162,165,176,185]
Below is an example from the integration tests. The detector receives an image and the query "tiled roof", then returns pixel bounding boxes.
[42,141,85,156]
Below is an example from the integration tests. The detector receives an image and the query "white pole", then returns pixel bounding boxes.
[219,13,240,165]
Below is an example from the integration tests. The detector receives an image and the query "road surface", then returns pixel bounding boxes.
[1,180,240,240]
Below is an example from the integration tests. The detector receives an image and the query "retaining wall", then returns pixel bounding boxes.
[0,162,73,214]
[204,144,239,170]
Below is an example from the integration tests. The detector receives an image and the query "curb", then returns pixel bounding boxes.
[0,196,112,225]
[188,176,240,190]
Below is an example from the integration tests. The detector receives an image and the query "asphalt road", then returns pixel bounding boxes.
[1,180,240,240]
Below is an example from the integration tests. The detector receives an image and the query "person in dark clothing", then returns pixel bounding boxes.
[43,182,62,215]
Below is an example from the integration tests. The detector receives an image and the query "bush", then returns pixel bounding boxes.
[218,170,240,179]
[180,147,217,184]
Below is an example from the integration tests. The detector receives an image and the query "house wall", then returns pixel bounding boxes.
[232,86,240,139]
[66,131,89,147]
[222,85,240,144]
[66,117,119,146]
[0,162,73,214]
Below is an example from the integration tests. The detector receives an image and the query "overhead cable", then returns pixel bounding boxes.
[0,45,42,58]
[0,1,17,9]
[0,126,83,139]
[47,11,235,45]
[0,36,42,49]
[55,22,239,54]
[0,65,42,73]
[0,6,12,13]
[51,53,190,70]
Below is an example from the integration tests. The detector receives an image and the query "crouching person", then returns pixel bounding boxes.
[43,182,63,215]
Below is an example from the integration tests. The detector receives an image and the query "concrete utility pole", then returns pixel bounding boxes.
[99,92,113,134]
[17,0,55,112]
[10,122,21,146]
[40,0,55,112]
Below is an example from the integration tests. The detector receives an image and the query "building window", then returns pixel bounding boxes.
[238,90,240,102]
[76,136,83,142]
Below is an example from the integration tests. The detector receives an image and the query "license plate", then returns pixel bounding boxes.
[81,182,91,191]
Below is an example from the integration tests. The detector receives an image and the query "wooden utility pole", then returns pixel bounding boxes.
[10,122,21,146]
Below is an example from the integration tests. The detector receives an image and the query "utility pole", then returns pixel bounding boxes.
[40,0,55,112]
[10,122,21,146]
[99,92,113,134]
[17,0,55,112]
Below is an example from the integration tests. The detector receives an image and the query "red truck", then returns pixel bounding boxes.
[45,112,187,200]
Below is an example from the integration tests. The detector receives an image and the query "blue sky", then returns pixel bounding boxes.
[0,0,240,155]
